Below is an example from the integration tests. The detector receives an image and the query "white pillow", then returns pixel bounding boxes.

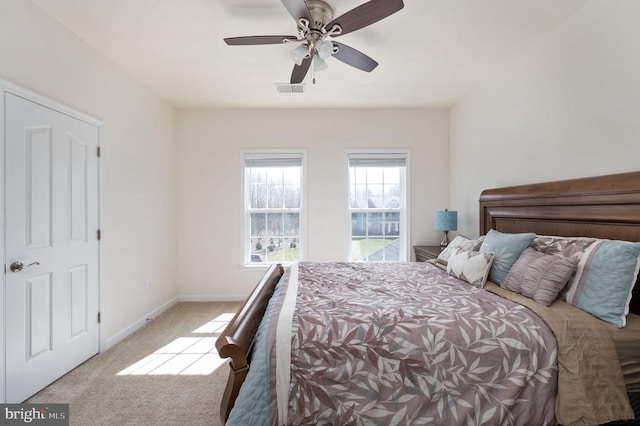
[437,236,485,264]
[447,250,495,289]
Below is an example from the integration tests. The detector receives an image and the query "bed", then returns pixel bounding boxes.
[216,171,640,425]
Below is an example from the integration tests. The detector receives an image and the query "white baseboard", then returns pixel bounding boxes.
[177,294,246,302]
[102,296,245,351]
[103,297,178,351]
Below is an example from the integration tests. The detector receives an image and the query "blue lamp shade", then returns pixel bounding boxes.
[435,210,458,232]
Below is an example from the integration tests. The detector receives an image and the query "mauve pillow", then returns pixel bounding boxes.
[503,248,578,306]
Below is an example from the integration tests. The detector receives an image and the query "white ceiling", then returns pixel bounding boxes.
[31,0,588,108]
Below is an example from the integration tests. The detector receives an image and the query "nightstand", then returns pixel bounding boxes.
[413,245,443,262]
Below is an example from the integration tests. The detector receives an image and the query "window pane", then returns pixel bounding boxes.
[244,154,303,265]
[352,213,366,237]
[385,212,400,236]
[367,185,383,208]
[348,153,407,262]
[283,167,300,184]
[268,184,284,208]
[384,183,401,208]
[367,212,383,236]
[267,213,283,237]
[250,237,265,263]
[283,184,300,208]
[250,183,267,208]
[350,237,400,262]
[367,168,383,184]
[282,237,299,262]
[266,168,282,185]
[265,242,280,262]
[352,184,367,208]
[384,167,400,184]
[250,213,266,237]
[284,213,300,236]
[249,167,266,184]
[378,238,400,261]
[350,237,367,262]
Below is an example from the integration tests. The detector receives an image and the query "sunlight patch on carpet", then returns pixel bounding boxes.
[117,313,236,376]
[192,313,235,334]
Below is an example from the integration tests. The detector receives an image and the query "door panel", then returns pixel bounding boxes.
[26,273,53,359]
[5,93,100,402]
[69,136,88,243]
[25,126,53,249]
[69,265,89,337]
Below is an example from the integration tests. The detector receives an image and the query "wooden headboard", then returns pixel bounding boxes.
[479,171,640,315]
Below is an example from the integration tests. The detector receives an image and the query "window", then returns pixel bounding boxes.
[242,152,304,265]
[348,152,408,262]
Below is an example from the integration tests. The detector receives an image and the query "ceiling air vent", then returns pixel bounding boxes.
[276,84,305,94]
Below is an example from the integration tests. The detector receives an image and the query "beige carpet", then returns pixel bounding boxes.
[27,302,241,426]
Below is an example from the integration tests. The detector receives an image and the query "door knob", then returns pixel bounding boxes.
[9,261,40,273]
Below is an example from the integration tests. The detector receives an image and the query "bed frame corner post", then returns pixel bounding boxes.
[215,263,285,424]
[219,363,249,424]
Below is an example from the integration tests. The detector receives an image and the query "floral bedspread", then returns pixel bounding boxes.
[267,262,558,426]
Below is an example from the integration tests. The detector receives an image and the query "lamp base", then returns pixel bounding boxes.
[440,231,450,249]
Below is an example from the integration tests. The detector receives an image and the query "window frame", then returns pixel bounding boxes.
[240,149,307,268]
[345,149,410,262]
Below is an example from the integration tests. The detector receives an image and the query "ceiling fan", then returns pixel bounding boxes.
[224,0,405,84]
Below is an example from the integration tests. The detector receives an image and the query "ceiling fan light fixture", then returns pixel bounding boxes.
[290,43,309,66]
[314,56,328,72]
[317,39,333,60]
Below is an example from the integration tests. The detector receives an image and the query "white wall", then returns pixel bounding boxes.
[450,0,640,236]
[176,108,449,298]
[0,1,178,347]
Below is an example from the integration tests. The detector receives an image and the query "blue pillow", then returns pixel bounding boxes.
[564,240,640,327]
[479,229,535,285]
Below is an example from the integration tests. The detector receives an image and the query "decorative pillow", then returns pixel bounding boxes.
[532,235,640,326]
[503,248,578,306]
[532,235,599,259]
[563,240,640,327]
[437,235,485,264]
[447,250,495,288]
[479,230,536,285]
[531,235,600,300]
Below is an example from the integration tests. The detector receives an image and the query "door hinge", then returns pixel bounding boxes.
[97,229,101,240]
[97,146,101,157]
[98,312,101,324]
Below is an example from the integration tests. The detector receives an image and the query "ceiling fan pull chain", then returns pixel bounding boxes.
[312,56,316,84]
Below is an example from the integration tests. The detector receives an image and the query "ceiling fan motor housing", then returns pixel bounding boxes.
[306,0,334,28]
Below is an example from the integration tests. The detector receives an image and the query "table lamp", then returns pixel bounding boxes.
[435,209,458,248]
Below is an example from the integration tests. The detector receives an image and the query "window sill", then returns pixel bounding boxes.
[240,262,296,270]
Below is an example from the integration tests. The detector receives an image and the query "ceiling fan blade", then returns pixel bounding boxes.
[224,35,298,46]
[327,0,404,37]
[332,42,378,72]
[281,0,313,23]
[291,57,312,84]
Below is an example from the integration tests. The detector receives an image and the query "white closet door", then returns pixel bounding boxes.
[5,93,100,402]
